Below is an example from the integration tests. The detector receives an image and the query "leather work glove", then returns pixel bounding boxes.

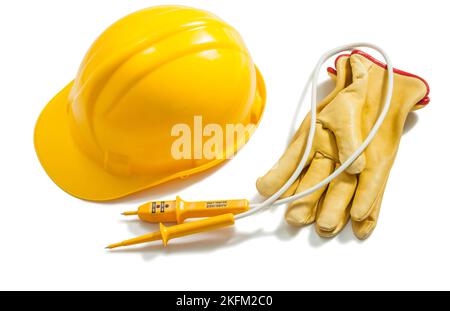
[257,50,429,239]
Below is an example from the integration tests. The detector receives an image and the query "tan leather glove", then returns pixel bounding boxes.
[257,50,430,239]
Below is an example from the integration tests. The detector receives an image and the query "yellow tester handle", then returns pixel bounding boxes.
[106,213,235,249]
[160,213,235,246]
[123,196,248,223]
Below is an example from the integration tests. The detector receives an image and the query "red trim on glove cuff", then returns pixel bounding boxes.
[326,50,430,106]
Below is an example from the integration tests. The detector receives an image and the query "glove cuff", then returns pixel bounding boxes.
[327,50,430,108]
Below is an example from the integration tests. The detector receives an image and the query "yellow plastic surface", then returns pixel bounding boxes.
[106,213,235,248]
[124,196,249,223]
[34,5,265,201]
[160,214,235,246]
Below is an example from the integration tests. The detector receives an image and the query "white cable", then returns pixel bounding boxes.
[235,43,394,220]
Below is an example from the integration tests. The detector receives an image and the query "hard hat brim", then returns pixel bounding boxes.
[34,82,165,201]
[34,71,265,201]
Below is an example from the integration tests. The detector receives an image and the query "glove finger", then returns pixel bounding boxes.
[315,167,357,236]
[279,178,300,199]
[350,163,390,221]
[285,154,335,226]
[352,178,387,239]
[256,124,311,197]
[315,196,349,238]
[318,56,370,174]
[256,120,338,197]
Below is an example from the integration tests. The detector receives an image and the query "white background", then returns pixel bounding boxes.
[0,0,448,290]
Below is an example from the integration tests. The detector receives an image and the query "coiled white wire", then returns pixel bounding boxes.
[235,43,394,220]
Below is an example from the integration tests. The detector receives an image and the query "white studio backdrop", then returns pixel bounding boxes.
[0,0,448,290]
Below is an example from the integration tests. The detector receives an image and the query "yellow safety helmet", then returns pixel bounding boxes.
[34,6,265,201]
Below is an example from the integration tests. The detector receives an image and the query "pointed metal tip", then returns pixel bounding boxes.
[121,211,138,216]
[105,243,120,249]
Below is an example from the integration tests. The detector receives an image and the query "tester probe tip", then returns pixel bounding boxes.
[121,211,138,216]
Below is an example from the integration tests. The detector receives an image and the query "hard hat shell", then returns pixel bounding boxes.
[34,6,266,201]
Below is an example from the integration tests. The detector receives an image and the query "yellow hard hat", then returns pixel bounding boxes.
[34,6,265,201]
